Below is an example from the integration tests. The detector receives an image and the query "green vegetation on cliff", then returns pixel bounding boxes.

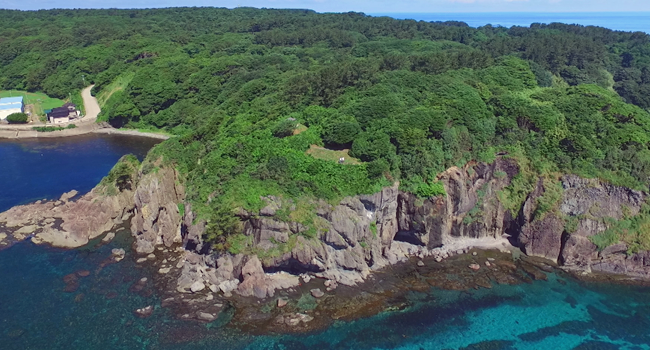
[3,8,650,247]
[98,155,140,196]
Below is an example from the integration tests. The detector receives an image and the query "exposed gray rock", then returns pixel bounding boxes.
[131,166,185,254]
[59,190,79,202]
[196,312,216,322]
[102,231,116,243]
[111,248,125,262]
[310,288,324,298]
[190,281,205,293]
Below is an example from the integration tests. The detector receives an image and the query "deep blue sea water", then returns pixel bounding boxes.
[371,12,650,34]
[2,136,650,349]
[0,134,160,212]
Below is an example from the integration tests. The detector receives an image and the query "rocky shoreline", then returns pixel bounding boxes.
[3,155,650,333]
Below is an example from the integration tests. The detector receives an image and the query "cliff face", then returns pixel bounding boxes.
[141,158,520,301]
[517,174,649,278]
[130,157,650,302]
[131,166,185,254]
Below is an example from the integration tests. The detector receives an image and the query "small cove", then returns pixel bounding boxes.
[1,135,650,349]
[0,134,160,212]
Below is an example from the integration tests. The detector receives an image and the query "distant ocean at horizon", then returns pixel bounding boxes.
[370,12,650,34]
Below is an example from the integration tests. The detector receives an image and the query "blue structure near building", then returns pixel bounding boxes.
[0,96,25,121]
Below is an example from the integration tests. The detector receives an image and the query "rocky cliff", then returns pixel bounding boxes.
[146,158,520,302]
[131,156,650,306]
[4,154,650,309]
[517,174,650,278]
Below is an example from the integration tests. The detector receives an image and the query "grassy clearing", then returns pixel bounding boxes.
[97,72,134,107]
[293,124,308,135]
[306,144,361,165]
[0,90,64,116]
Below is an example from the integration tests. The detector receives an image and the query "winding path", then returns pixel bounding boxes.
[81,85,100,121]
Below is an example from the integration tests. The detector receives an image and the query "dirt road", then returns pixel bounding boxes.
[81,85,100,121]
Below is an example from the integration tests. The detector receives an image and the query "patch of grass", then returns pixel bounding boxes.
[533,177,564,221]
[306,145,361,165]
[97,72,135,107]
[177,203,185,218]
[32,124,76,132]
[225,233,250,255]
[98,155,140,196]
[293,124,308,135]
[564,215,579,233]
[370,222,377,237]
[589,205,650,253]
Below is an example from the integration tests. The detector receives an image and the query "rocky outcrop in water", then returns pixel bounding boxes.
[0,156,138,249]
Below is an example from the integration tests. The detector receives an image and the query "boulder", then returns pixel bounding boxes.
[190,281,205,293]
[196,312,216,322]
[310,288,325,298]
[111,248,125,262]
[277,298,288,308]
[101,231,115,243]
[134,305,154,318]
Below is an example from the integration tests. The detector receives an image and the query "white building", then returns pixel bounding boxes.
[0,96,24,120]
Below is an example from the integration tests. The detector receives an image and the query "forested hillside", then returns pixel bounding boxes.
[2,7,650,248]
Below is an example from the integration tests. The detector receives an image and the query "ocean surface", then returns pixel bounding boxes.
[371,12,650,34]
[2,136,650,350]
[0,134,160,212]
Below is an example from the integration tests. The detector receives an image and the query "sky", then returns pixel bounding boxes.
[2,0,650,13]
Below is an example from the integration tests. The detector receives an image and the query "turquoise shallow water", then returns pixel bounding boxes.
[2,136,650,349]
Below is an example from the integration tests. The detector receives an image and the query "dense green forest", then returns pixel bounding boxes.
[2,7,650,248]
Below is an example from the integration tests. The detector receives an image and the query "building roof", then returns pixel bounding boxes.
[48,109,71,118]
[0,96,24,105]
[48,104,77,118]
[0,103,22,111]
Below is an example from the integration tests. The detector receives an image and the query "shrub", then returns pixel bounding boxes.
[322,120,361,145]
[273,119,297,138]
[6,112,28,124]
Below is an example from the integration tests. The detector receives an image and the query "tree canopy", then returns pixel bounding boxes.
[3,7,650,247]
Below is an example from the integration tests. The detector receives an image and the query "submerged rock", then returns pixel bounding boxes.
[310,288,325,298]
[196,312,216,322]
[101,231,115,243]
[111,248,125,262]
[134,305,154,318]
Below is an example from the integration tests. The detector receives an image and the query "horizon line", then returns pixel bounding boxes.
[2,7,650,15]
